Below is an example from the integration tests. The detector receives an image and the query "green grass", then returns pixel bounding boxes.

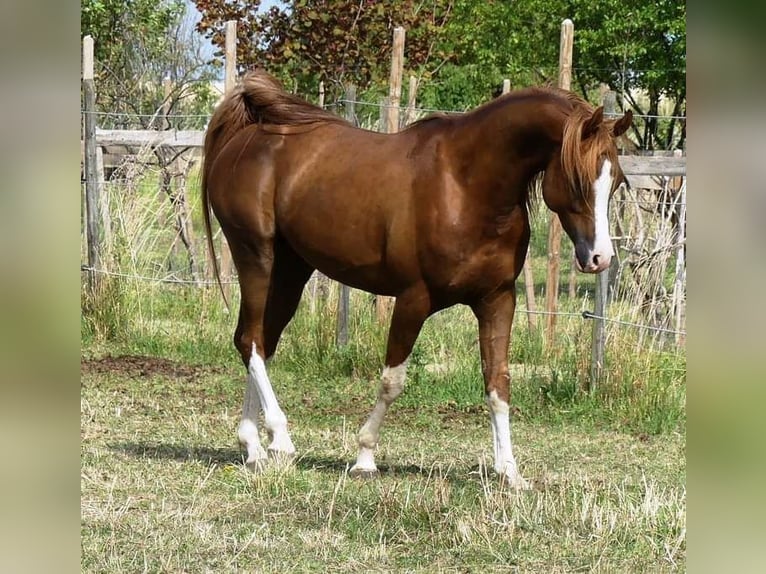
[82,172,685,570]
[82,276,686,436]
[81,278,685,571]
[81,349,685,572]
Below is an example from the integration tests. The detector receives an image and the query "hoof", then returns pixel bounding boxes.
[498,473,531,491]
[240,440,268,473]
[349,466,380,479]
[494,462,531,490]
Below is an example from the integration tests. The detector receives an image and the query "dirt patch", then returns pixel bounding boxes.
[81,355,223,382]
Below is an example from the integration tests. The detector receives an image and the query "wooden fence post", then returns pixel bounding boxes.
[589,270,608,389]
[567,248,577,298]
[225,19,237,92]
[309,76,328,311]
[387,26,405,132]
[336,84,356,347]
[82,35,102,293]
[375,26,405,323]
[544,18,573,346]
[217,19,237,296]
[96,147,111,252]
[379,96,390,131]
[336,279,350,347]
[672,149,686,345]
[604,89,622,304]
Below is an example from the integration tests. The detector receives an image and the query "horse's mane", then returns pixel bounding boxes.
[559,97,621,201]
[487,86,619,202]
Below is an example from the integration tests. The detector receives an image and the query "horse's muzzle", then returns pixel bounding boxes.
[574,241,612,274]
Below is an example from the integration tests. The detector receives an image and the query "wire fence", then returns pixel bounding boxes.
[81,264,686,338]
[81,104,687,124]
[81,166,687,346]
[81,89,686,351]
[81,94,686,153]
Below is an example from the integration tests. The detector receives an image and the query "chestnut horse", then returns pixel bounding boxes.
[202,70,631,488]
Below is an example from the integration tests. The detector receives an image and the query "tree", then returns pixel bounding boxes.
[194,0,451,101]
[194,0,685,149]
[569,0,686,150]
[428,0,685,149]
[417,0,558,111]
[82,0,218,129]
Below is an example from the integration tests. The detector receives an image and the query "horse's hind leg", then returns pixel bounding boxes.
[236,318,267,471]
[262,235,315,359]
[233,253,270,470]
[232,239,300,468]
[350,286,431,477]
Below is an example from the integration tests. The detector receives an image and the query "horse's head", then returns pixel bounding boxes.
[542,106,632,273]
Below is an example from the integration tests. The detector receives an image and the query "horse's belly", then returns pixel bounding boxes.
[278,210,411,297]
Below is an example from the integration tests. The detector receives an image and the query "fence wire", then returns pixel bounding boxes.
[81,104,686,124]
[81,99,686,348]
[81,266,686,338]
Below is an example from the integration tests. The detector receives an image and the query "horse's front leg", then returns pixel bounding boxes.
[349,286,431,478]
[472,288,529,489]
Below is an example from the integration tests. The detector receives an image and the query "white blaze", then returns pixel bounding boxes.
[592,159,615,262]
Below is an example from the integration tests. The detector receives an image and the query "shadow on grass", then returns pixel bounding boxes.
[296,454,432,478]
[109,441,483,485]
[110,441,242,466]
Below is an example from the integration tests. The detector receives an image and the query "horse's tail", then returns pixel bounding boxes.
[201,78,253,309]
[201,70,344,307]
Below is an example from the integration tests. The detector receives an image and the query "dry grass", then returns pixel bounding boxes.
[81,357,685,572]
[81,167,685,571]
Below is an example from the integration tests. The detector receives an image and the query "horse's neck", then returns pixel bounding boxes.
[496,95,567,157]
[452,97,565,198]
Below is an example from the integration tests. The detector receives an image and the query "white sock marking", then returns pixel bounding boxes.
[351,360,408,473]
[486,390,528,489]
[354,447,377,472]
[592,159,614,262]
[238,419,267,464]
[248,343,295,455]
[238,370,267,464]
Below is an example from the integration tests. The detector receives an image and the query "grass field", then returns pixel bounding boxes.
[81,284,686,572]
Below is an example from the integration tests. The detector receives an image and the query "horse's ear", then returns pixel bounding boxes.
[583,106,604,137]
[611,110,633,137]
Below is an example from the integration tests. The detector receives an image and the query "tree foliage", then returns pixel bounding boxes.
[194,1,684,148]
[424,0,685,148]
[82,0,218,129]
[566,0,686,149]
[194,0,451,100]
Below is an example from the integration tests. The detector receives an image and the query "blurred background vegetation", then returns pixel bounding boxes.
[82,0,685,149]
